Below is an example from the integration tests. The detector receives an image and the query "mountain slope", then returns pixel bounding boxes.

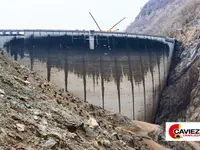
[126,0,200,38]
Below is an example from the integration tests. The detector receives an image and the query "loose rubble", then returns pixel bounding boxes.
[16,124,25,132]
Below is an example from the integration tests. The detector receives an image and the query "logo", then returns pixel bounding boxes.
[166,122,200,141]
[169,124,182,139]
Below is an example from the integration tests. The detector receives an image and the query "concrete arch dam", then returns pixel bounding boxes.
[2,30,175,122]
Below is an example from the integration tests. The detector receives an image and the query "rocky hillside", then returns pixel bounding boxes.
[126,0,200,38]
[126,0,200,149]
[127,0,200,130]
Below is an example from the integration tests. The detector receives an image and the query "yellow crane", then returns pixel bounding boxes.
[89,12,126,32]
[107,17,126,32]
[89,12,103,32]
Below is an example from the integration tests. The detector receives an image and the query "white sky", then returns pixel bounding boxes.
[0,0,148,31]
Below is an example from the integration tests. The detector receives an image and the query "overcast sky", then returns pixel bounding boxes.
[0,0,148,31]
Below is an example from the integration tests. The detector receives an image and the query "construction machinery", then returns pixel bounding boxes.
[89,12,126,32]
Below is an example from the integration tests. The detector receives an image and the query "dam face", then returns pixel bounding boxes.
[0,35,174,122]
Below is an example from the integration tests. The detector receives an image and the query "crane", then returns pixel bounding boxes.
[89,12,126,32]
[89,12,102,32]
[107,17,126,32]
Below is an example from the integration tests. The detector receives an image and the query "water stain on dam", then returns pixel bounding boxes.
[2,36,170,122]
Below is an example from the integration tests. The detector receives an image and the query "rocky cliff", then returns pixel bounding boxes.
[127,0,200,121]
[127,0,200,148]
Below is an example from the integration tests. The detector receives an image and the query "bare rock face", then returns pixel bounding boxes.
[126,0,200,124]
[186,82,200,121]
[126,0,200,37]
[155,43,200,124]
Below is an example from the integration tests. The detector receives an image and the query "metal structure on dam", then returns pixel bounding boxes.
[0,29,175,48]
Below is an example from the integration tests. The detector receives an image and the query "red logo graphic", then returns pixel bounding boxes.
[169,124,181,139]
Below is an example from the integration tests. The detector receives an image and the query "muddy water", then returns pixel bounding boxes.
[2,42,170,122]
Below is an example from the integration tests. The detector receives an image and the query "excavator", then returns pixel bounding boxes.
[89,12,126,32]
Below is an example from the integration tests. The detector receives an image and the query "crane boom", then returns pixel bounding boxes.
[107,17,126,32]
[89,12,102,32]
